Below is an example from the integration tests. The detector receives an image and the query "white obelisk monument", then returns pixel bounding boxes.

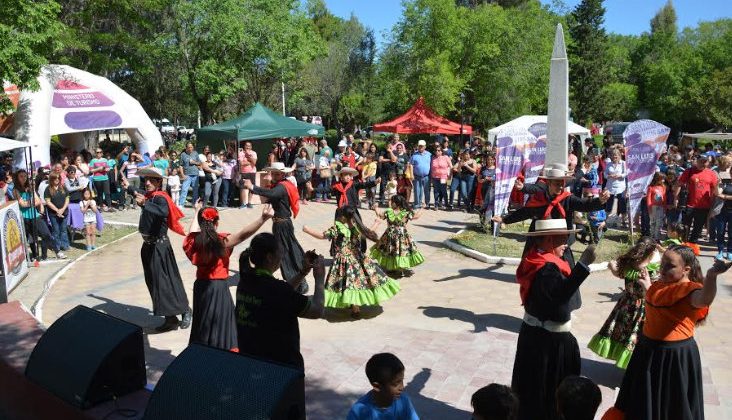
[545,23,569,167]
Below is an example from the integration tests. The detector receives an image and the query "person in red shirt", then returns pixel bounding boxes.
[673,155,718,243]
[646,172,667,241]
[183,201,273,350]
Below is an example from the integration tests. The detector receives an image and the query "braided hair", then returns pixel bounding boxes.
[194,207,225,262]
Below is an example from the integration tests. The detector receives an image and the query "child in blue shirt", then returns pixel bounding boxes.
[347,353,420,420]
[585,188,606,243]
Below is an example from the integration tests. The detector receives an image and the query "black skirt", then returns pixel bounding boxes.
[615,335,703,420]
[141,238,189,317]
[272,219,305,282]
[511,322,581,420]
[189,279,237,350]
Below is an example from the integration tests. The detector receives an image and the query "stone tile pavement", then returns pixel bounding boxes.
[36,202,732,419]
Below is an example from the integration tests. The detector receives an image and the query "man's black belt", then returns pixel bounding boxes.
[141,234,169,244]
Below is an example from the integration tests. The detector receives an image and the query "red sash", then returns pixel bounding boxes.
[277,180,300,218]
[147,191,185,236]
[333,181,353,208]
[525,189,572,219]
[516,249,571,305]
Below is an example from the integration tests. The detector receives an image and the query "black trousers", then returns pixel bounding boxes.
[683,207,709,243]
[24,217,56,259]
[94,178,111,207]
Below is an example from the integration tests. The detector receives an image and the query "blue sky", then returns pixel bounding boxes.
[322,0,732,49]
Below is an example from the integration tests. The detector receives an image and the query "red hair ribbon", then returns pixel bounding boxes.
[201,207,219,222]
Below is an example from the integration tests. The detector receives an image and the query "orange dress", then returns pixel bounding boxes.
[604,280,707,420]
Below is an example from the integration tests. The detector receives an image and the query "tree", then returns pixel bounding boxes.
[0,0,65,113]
[595,82,638,121]
[568,0,608,123]
[650,0,677,37]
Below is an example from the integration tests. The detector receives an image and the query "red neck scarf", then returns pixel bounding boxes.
[277,180,300,218]
[333,181,353,208]
[516,248,571,305]
[525,186,572,219]
[147,190,185,236]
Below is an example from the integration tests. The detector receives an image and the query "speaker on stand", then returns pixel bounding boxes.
[143,344,305,420]
[25,305,146,408]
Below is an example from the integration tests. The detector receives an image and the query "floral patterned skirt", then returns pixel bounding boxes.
[324,249,400,308]
[370,226,424,271]
[588,290,646,369]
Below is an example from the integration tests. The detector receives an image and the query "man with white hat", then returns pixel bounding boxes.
[243,162,309,293]
[409,140,432,209]
[512,218,597,420]
[492,163,609,266]
[134,167,191,332]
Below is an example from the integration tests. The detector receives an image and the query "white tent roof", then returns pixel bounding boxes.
[11,65,162,167]
[488,115,590,143]
[683,132,732,141]
[0,137,34,153]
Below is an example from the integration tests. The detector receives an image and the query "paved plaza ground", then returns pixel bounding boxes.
[12,201,732,419]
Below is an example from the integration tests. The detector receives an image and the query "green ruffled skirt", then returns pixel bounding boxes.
[370,247,425,271]
[588,335,634,369]
[324,248,400,308]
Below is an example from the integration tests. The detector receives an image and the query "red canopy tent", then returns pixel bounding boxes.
[373,97,473,135]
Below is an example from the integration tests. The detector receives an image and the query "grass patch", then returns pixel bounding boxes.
[452,217,637,262]
[62,225,137,259]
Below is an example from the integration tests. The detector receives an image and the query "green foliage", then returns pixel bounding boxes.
[568,0,608,122]
[595,82,638,121]
[0,0,65,113]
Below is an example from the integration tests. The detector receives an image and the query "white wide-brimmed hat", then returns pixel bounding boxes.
[524,218,581,236]
[539,163,574,180]
[137,167,164,179]
[337,167,359,176]
[262,162,293,173]
[337,140,348,148]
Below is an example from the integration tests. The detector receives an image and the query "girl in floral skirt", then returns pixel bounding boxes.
[588,236,659,369]
[370,195,425,276]
[303,206,400,318]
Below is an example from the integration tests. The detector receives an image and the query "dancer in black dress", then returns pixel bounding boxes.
[512,218,596,420]
[134,168,191,332]
[242,162,308,293]
[184,201,273,350]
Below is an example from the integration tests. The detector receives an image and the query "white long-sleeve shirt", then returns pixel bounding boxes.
[604,160,627,194]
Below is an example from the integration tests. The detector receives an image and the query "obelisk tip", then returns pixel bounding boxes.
[552,23,567,59]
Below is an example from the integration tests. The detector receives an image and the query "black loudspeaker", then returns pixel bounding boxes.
[25,305,146,408]
[143,344,305,420]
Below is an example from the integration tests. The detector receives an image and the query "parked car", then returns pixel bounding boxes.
[606,122,632,144]
[176,126,194,134]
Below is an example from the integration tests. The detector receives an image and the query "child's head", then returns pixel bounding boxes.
[471,384,519,420]
[556,376,601,420]
[336,206,379,242]
[661,245,703,284]
[582,188,598,199]
[665,169,677,183]
[365,353,405,403]
[390,194,410,211]
[82,188,92,200]
[582,155,592,169]
[616,236,657,275]
[651,171,666,186]
[388,172,397,181]
[339,167,357,183]
[666,222,687,241]
[364,153,374,163]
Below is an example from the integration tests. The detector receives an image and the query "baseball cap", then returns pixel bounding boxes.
[417,140,426,147]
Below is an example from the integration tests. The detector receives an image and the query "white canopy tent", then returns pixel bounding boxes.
[0,137,33,153]
[10,65,162,168]
[487,115,590,145]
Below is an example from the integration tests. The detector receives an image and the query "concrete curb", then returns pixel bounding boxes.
[443,229,609,272]
[32,231,139,325]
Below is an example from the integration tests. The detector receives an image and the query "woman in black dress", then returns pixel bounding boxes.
[512,218,596,420]
[183,201,273,350]
[135,167,191,332]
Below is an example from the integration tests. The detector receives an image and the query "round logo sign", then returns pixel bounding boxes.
[3,209,26,275]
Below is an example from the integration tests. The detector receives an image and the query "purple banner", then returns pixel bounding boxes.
[624,120,670,219]
[494,127,534,216]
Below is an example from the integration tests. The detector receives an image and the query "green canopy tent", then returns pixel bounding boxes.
[196,103,324,169]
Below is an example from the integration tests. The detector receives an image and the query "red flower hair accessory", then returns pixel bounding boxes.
[201,207,219,222]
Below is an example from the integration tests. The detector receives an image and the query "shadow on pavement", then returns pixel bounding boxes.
[322,306,384,323]
[417,240,447,249]
[597,290,623,303]
[306,377,361,419]
[419,306,521,334]
[412,224,462,234]
[406,368,470,419]
[87,293,160,329]
[581,357,624,389]
[434,266,515,283]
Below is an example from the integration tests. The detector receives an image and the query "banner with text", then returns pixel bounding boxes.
[624,119,670,219]
[1,201,29,300]
[494,127,534,217]
[524,122,548,186]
